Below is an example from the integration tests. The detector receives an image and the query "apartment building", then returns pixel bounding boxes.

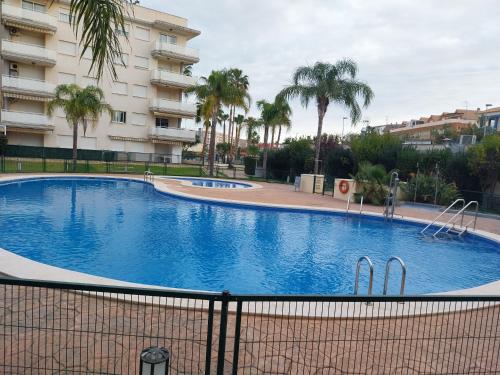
[389,109,481,142]
[0,0,200,162]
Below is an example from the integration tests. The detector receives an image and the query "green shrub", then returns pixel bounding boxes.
[0,134,7,156]
[244,156,257,175]
[353,162,388,205]
[405,174,460,206]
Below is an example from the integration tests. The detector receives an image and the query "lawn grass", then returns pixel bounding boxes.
[2,158,203,177]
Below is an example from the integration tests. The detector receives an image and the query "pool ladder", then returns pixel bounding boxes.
[421,199,479,237]
[144,170,154,183]
[354,256,407,296]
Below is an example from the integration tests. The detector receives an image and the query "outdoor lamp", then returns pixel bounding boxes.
[139,346,170,375]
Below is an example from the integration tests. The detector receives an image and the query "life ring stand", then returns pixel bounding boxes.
[339,180,350,194]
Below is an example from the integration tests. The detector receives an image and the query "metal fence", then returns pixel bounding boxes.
[1,277,498,374]
[0,156,204,177]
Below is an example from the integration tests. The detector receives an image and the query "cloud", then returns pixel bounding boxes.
[143,0,500,136]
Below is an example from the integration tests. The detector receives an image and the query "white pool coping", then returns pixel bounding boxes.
[0,174,499,318]
[159,176,262,190]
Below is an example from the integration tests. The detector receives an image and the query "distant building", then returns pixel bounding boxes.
[389,108,483,144]
[189,130,247,153]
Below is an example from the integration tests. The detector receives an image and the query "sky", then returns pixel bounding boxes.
[143,0,500,137]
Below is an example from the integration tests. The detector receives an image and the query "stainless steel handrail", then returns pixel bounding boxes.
[436,200,479,237]
[354,256,374,296]
[383,256,406,296]
[384,171,399,220]
[359,195,364,214]
[144,170,154,182]
[346,195,351,214]
[420,198,465,235]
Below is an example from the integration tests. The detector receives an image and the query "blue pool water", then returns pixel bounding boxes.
[170,177,252,188]
[0,177,499,295]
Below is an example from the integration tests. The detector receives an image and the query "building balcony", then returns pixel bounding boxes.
[1,40,56,66]
[2,75,55,99]
[150,99,197,119]
[1,110,54,131]
[151,41,199,64]
[149,126,197,143]
[150,69,197,89]
[1,3,57,34]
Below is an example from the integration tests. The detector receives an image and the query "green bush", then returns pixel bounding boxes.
[244,156,257,175]
[0,134,7,156]
[325,147,356,178]
[353,162,388,205]
[405,174,460,206]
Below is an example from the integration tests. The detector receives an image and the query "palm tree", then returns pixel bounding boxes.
[218,110,229,143]
[48,84,112,171]
[279,60,374,174]
[256,100,277,172]
[271,96,292,149]
[186,70,243,176]
[68,0,132,80]
[233,114,245,158]
[227,69,250,159]
[195,99,213,166]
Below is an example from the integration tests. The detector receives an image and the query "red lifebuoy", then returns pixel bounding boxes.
[339,180,350,194]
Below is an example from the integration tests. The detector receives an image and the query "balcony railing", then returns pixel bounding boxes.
[1,40,57,66]
[1,3,57,33]
[149,126,197,143]
[151,41,199,63]
[2,75,56,97]
[150,99,197,118]
[1,110,54,130]
[150,69,198,89]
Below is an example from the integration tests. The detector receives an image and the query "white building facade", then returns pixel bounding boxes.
[0,0,200,162]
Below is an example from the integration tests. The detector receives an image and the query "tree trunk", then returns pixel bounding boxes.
[262,124,269,172]
[72,120,78,172]
[314,105,326,174]
[208,108,219,176]
[270,126,275,150]
[201,122,209,166]
[222,119,226,144]
[276,125,282,147]
[235,126,241,159]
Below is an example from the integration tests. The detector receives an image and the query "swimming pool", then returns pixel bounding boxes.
[167,177,253,189]
[0,177,499,295]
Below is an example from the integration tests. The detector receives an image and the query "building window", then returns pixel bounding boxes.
[112,111,127,124]
[132,84,147,98]
[58,40,77,56]
[135,26,150,41]
[59,8,71,23]
[156,118,169,128]
[134,55,149,70]
[113,53,128,67]
[81,48,92,60]
[81,76,98,87]
[131,112,147,126]
[112,81,128,95]
[159,34,177,45]
[58,72,76,84]
[115,23,130,37]
[22,0,45,13]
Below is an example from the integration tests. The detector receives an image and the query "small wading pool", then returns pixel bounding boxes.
[0,177,499,295]
[167,177,253,189]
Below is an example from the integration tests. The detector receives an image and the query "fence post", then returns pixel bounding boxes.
[313,175,317,194]
[231,301,243,375]
[216,290,230,375]
[204,300,215,375]
[164,162,167,176]
[86,160,90,173]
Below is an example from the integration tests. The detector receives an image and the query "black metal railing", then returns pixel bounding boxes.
[0,277,499,374]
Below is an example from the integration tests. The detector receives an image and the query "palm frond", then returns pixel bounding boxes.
[70,0,132,81]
